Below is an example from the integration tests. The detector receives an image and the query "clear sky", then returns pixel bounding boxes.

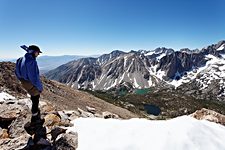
[0,0,225,58]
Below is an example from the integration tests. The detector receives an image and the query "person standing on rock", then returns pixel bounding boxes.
[15,45,43,124]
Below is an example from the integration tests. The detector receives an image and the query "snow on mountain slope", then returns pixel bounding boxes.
[45,41,225,100]
[196,55,225,97]
[217,43,225,51]
[165,54,225,90]
[0,91,16,103]
[69,116,225,150]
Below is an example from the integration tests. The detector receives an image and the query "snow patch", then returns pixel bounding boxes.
[221,54,225,58]
[0,92,16,103]
[106,78,118,90]
[217,44,225,51]
[156,53,166,60]
[148,77,153,86]
[144,51,155,56]
[124,56,128,68]
[69,116,225,150]
[155,69,165,80]
[133,77,139,88]
[119,72,125,83]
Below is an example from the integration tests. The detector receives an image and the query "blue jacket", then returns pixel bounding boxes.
[15,53,43,92]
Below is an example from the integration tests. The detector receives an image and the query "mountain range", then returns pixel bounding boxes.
[0,55,99,74]
[45,41,225,101]
[36,55,86,74]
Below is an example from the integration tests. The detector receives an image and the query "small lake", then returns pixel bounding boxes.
[135,89,150,95]
[144,104,161,116]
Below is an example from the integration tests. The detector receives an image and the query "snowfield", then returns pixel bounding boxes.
[69,116,225,150]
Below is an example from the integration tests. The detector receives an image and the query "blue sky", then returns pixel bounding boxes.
[0,0,225,58]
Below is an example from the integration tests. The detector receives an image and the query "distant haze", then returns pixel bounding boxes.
[0,55,99,74]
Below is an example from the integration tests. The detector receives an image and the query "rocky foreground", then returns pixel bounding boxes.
[0,62,138,119]
[0,93,225,150]
[0,95,123,150]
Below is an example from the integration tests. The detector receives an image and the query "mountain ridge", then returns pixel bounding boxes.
[45,40,225,101]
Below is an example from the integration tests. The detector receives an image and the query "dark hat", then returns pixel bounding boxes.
[28,45,42,53]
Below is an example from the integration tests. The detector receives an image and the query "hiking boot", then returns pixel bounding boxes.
[24,118,45,135]
[24,121,36,135]
[31,117,45,127]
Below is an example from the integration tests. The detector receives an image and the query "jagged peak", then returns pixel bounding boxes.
[201,40,225,51]
[65,57,97,66]
[137,49,148,53]
[180,48,191,52]
[217,40,225,46]
[110,50,125,55]
[179,48,200,54]
[153,47,174,55]
[216,40,225,51]
[129,50,137,53]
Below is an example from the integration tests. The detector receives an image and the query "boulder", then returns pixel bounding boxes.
[58,111,69,121]
[50,127,67,141]
[0,103,22,121]
[190,108,225,125]
[102,111,119,119]
[0,128,8,139]
[9,114,30,138]
[78,108,95,118]
[86,106,96,114]
[40,101,56,113]
[0,134,30,150]
[55,131,78,150]
[44,114,61,127]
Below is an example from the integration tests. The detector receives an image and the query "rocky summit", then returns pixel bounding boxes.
[0,92,125,150]
[45,41,225,101]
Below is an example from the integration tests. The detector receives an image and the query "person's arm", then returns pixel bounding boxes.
[26,60,43,92]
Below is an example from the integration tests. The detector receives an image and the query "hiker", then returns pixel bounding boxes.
[15,45,43,124]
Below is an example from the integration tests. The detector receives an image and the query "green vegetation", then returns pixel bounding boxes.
[83,88,225,119]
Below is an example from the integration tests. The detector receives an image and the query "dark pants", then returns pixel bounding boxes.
[31,95,40,114]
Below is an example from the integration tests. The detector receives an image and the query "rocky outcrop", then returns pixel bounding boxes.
[157,51,207,79]
[97,50,126,65]
[0,91,126,150]
[0,128,8,139]
[0,97,78,150]
[0,62,27,97]
[55,131,78,150]
[190,108,225,126]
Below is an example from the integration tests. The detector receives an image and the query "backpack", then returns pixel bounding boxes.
[15,57,23,79]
